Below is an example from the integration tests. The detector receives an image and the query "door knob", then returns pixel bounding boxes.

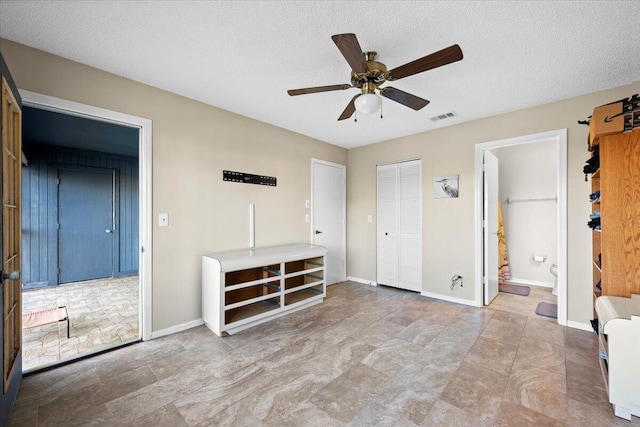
[106,229,113,233]
[315,230,323,234]
[2,270,20,281]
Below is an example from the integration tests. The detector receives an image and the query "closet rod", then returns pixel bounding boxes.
[505,196,557,204]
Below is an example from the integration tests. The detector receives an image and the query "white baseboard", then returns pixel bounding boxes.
[347,276,377,286]
[509,277,555,288]
[149,318,204,340]
[567,320,595,332]
[420,291,480,307]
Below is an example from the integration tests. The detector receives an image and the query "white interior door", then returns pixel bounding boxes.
[312,159,346,285]
[484,150,500,304]
[377,164,399,287]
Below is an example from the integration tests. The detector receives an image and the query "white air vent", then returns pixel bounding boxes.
[429,111,457,122]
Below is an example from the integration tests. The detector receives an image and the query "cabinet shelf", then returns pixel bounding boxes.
[593,260,602,273]
[203,244,327,336]
[225,297,281,326]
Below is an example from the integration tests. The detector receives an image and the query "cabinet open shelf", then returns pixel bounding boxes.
[225,296,281,325]
[203,244,327,336]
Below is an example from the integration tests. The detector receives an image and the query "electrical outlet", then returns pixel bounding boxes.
[159,213,169,227]
[305,214,310,223]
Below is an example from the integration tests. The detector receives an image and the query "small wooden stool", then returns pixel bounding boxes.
[22,306,70,338]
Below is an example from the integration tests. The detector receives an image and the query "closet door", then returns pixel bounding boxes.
[399,160,422,291]
[377,159,422,291]
[377,164,399,287]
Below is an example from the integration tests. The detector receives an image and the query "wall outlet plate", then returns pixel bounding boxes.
[159,213,169,226]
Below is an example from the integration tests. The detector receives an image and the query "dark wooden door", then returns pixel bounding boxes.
[58,168,114,284]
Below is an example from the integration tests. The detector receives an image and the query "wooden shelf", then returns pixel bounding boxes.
[598,129,640,298]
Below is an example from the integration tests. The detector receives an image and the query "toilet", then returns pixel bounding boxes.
[550,263,558,295]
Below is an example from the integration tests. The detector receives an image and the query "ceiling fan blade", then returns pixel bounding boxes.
[331,33,368,73]
[380,87,430,110]
[338,95,359,121]
[387,44,463,81]
[288,84,352,96]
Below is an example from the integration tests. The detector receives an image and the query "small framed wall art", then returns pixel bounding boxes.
[433,174,459,198]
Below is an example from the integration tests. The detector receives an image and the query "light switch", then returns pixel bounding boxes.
[367,215,372,223]
[305,199,310,209]
[159,213,169,227]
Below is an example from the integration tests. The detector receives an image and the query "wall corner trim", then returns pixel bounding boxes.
[566,320,594,332]
[347,276,377,286]
[149,319,204,340]
[420,291,480,307]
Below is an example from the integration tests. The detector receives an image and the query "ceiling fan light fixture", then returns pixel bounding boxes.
[354,93,381,115]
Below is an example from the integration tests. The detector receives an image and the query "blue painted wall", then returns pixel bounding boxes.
[22,143,139,287]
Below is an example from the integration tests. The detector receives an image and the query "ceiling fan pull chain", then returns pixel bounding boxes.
[354,111,358,122]
[380,101,383,119]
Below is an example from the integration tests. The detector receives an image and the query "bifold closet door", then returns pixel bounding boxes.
[377,160,422,292]
[398,160,421,291]
[377,164,399,287]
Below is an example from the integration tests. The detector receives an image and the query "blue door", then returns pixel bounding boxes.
[58,168,114,284]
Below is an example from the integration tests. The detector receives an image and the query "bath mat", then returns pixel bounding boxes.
[499,283,530,296]
[535,302,558,319]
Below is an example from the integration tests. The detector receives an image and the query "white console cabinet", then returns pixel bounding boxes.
[202,244,327,336]
[595,295,640,420]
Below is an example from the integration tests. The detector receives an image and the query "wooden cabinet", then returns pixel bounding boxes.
[595,295,640,420]
[202,244,327,336]
[589,128,640,307]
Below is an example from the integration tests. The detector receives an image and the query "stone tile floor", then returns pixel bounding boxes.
[21,276,140,372]
[10,281,638,426]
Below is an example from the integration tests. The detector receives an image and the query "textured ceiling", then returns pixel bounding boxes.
[1,1,638,149]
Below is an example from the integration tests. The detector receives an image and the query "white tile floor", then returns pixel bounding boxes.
[21,276,140,371]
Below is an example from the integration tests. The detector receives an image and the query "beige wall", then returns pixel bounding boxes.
[348,82,638,326]
[0,39,347,332]
[2,37,638,330]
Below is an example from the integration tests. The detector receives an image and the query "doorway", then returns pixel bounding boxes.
[311,159,346,285]
[19,90,152,371]
[474,129,567,325]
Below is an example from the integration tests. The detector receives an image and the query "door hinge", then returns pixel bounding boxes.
[56,223,60,230]
[57,177,60,185]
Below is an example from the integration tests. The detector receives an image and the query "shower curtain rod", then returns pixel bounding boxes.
[505,196,557,204]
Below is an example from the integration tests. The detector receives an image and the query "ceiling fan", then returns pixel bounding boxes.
[287,33,463,121]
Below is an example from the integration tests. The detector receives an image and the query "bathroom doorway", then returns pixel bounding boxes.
[474,129,567,325]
